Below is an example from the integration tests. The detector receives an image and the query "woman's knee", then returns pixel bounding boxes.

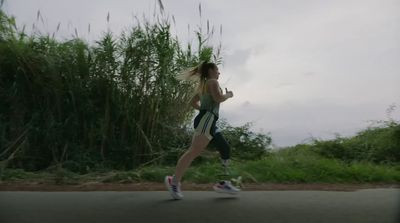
[192,134,210,147]
[188,135,209,156]
[188,146,204,158]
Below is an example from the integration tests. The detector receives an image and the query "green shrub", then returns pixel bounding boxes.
[217,120,272,160]
[313,122,400,164]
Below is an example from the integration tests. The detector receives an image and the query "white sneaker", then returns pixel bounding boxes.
[165,175,183,200]
[213,180,240,194]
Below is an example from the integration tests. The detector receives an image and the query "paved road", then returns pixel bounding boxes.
[0,189,399,223]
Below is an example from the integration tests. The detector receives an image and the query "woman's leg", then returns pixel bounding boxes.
[210,132,231,160]
[174,134,210,183]
[210,132,231,175]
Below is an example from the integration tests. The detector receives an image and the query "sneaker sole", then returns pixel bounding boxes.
[164,176,183,200]
[213,186,240,195]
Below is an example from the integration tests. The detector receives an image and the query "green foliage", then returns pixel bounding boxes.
[312,121,400,164]
[236,149,400,183]
[185,162,222,183]
[217,120,272,160]
[0,168,35,181]
[0,7,222,172]
[2,153,399,184]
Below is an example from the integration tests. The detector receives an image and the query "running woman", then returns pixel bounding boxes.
[165,61,240,200]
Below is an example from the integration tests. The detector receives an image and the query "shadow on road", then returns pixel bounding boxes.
[212,196,239,202]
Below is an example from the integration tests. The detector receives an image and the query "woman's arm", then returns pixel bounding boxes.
[190,94,201,110]
[207,79,233,103]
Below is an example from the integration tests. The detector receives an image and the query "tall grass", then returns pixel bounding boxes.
[2,151,399,184]
[0,3,223,172]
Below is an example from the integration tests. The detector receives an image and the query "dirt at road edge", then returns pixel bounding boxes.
[0,182,398,192]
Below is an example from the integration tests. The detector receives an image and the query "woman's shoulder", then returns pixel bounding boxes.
[206,79,219,87]
[204,79,221,95]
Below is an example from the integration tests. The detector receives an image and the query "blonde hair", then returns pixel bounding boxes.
[177,61,217,95]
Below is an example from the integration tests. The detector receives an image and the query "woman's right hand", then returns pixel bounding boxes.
[225,88,234,98]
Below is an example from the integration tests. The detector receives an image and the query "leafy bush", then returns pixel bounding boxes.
[312,121,400,164]
[217,120,272,160]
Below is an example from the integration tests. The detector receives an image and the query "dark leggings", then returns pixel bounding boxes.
[210,132,231,160]
[194,110,231,160]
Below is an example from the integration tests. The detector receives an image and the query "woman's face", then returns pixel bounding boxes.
[209,67,220,80]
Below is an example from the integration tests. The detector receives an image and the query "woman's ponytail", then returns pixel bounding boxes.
[177,63,201,82]
[177,61,216,95]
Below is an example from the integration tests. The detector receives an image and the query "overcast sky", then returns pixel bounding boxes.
[3,0,400,147]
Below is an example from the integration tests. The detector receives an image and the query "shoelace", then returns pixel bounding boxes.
[224,181,236,190]
[172,184,178,193]
[171,182,181,193]
[224,183,233,189]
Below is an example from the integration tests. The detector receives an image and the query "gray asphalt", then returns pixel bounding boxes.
[0,189,399,223]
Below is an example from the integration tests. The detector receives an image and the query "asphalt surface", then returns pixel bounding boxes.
[0,189,399,223]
